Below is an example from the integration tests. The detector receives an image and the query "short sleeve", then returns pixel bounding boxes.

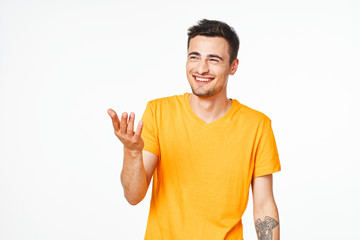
[253,119,281,178]
[141,101,160,156]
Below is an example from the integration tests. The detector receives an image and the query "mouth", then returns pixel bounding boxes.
[193,75,215,83]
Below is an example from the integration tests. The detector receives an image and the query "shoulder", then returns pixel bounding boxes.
[143,94,187,123]
[232,100,272,124]
[147,93,187,108]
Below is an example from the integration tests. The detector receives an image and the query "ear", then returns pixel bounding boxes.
[229,59,239,75]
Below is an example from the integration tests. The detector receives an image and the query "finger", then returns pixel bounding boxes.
[127,112,135,135]
[108,109,120,131]
[119,112,128,134]
[107,108,115,118]
[134,120,143,139]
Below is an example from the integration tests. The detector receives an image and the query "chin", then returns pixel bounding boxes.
[191,88,216,98]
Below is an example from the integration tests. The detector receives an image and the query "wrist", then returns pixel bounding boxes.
[124,147,142,157]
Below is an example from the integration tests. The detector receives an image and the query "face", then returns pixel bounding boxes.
[186,35,238,98]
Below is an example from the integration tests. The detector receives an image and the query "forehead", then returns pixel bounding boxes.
[188,36,230,58]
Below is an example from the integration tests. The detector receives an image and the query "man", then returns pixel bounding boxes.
[108,19,281,240]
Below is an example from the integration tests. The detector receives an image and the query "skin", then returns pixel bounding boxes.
[108,35,279,239]
[107,110,158,205]
[252,174,280,240]
[186,36,239,123]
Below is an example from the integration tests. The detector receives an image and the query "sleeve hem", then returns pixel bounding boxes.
[144,146,159,157]
[253,167,281,178]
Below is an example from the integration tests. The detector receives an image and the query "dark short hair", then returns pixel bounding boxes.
[187,19,240,64]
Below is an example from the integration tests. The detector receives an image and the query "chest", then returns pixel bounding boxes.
[157,114,259,185]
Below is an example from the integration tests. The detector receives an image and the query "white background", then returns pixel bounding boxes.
[1,0,359,239]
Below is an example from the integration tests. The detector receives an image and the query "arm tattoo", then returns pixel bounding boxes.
[255,216,279,240]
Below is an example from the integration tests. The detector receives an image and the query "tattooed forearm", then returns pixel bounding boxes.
[255,216,279,240]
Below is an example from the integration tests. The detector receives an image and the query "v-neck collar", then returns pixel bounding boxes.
[183,92,238,128]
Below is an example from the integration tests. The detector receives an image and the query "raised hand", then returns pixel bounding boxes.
[107,109,144,152]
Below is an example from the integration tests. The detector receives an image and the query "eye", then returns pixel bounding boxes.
[209,58,219,62]
[189,56,198,60]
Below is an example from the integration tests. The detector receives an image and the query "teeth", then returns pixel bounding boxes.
[196,77,212,82]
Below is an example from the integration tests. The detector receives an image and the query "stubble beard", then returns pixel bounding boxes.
[190,85,217,98]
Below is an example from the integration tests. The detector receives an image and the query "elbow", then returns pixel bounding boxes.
[120,175,148,206]
[126,197,142,206]
[127,200,141,206]
[124,192,146,206]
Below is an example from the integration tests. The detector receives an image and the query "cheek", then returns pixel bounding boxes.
[186,61,197,72]
[211,66,223,76]
[214,66,230,76]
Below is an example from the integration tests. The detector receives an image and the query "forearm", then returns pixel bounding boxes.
[253,201,280,240]
[121,148,148,205]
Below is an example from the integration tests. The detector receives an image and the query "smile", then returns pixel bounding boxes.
[193,75,214,82]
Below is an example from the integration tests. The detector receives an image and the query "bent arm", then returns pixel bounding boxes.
[252,174,280,240]
[108,109,158,205]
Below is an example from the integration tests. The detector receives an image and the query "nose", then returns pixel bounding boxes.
[197,59,209,74]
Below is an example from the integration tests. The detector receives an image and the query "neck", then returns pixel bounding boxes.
[188,93,232,124]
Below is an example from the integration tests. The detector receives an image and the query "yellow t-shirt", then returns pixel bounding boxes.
[141,93,281,240]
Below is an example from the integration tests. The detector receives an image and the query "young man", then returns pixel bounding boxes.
[108,19,281,240]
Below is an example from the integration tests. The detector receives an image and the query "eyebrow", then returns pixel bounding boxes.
[208,54,223,61]
[188,51,201,57]
[188,51,223,61]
